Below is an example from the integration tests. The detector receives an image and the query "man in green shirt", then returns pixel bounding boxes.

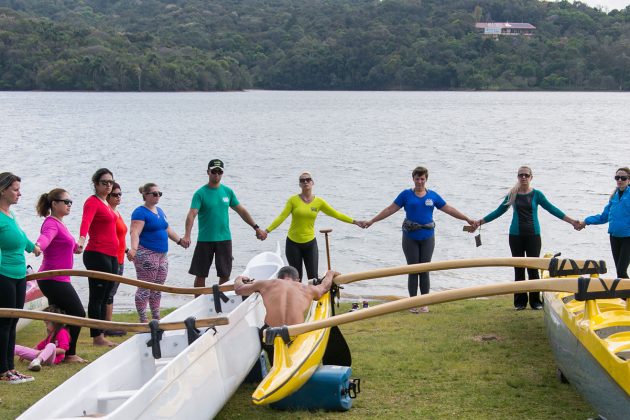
[182,159,267,287]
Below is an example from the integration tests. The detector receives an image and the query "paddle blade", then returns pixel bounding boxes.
[322,325,352,366]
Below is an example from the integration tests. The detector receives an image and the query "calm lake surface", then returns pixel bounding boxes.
[1,90,628,311]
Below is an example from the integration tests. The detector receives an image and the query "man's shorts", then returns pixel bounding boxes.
[188,240,232,278]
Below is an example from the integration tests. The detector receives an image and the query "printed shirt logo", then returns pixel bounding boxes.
[311,207,318,212]
[425,199,434,207]
[223,197,230,203]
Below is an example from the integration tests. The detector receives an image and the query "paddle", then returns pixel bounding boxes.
[26,269,235,294]
[333,257,606,285]
[318,228,352,367]
[0,308,229,333]
[271,277,629,338]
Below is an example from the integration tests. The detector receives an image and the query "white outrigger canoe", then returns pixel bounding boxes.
[18,246,284,420]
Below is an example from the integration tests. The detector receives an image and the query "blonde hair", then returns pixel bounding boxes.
[505,166,532,206]
[611,167,630,199]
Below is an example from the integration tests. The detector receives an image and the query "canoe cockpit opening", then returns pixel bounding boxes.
[562,295,575,304]
[615,351,630,361]
[595,326,630,339]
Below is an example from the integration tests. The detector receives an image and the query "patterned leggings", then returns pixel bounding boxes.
[133,246,168,323]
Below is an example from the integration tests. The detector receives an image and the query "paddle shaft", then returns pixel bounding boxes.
[333,257,601,285]
[285,277,630,336]
[320,228,332,270]
[26,269,235,294]
[0,308,229,332]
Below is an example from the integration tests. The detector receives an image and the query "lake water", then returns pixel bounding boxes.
[1,90,628,311]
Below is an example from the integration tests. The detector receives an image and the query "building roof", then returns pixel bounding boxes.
[475,22,536,30]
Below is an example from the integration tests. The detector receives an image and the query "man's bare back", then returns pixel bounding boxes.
[234,269,338,327]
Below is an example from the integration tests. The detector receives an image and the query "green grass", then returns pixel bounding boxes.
[3,299,596,419]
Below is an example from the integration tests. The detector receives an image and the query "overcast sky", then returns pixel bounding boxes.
[578,0,629,10]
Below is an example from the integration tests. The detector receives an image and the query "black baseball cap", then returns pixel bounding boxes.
[208,159,224,170]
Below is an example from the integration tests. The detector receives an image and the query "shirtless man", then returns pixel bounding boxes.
[234,267,338,327]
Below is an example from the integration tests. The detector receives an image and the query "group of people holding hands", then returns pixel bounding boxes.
[1,161,629,384]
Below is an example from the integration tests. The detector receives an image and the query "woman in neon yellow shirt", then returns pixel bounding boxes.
[266,171,365,281]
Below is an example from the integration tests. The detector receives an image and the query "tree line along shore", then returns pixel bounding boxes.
[1,0,629,92]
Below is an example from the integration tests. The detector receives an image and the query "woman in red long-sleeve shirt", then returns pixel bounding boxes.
[77,168,118,347]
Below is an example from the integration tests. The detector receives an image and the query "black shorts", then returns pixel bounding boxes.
[188,240,232,278]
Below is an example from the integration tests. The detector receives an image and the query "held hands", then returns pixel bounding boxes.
[353,220,370,229]
[32,244,41,257]
[180,236,191,249]
[574,220,586,231]
[255,228,267,241]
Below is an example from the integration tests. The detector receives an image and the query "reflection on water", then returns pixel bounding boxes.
[1,91,627,311]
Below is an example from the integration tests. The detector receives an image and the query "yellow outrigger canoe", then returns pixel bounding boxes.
[543,273,630,420]
[252,292,332,405]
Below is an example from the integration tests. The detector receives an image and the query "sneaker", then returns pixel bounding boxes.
[515,305,526,311]
[11,370,34,383]
[348,303,359,312]
[362,300,369,309]
[409,308,420,314]
[1,371,22,384]
[28,358,42,372]
[419,306,430,313]
[532,304,543,310]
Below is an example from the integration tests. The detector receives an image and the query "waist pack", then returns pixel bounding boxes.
[402,218,435,232]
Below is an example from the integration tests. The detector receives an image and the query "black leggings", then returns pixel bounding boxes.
[509,234,542,308]
[0,275,25,373]
[37,280,86,356]
[610,235,630,279]
[285,237,318,281]
[83,251,118,337]
[402,234,435,297]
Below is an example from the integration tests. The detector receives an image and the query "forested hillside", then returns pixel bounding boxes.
[1,0,629,91]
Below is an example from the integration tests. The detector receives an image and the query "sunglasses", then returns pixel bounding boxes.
[146,191,163,197]
[109,192,122,198]
[517,173,531,178]
[299,178,312,183]
[53,199,73,206]
[615,176,629,181]
[99,180,115,186]
[210,169,224,175]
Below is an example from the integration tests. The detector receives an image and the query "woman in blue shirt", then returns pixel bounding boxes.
[476,166,579,310]
[366,166,474,313]
[580,167,630,279]
[127,183,186,322]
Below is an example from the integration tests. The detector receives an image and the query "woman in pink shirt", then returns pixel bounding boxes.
[35,188,85,362]
[78,168,119,347]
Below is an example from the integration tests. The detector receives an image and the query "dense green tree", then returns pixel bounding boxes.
[0,0,628,91]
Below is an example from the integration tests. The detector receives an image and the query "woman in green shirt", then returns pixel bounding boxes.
[265,171,366,281]
[0,172,41,384]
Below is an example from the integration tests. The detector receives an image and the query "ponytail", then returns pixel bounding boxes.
[35,188,68,217]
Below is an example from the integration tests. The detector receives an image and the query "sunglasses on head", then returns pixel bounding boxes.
[109,192,122,198]
[517,173,531,178]
[299,178,312,183]
[53,199,73,206]
[146,191,163,197]
[99,180,115,186]
[615,176,629,181]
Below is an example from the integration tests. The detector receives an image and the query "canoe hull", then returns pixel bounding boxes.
[18,247,284,420]
[543,292,630,420]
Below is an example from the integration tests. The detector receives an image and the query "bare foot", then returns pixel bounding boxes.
[93,335,117,347]
[64,355,88,363]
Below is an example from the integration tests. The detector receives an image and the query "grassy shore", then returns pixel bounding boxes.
[4,298,595,419]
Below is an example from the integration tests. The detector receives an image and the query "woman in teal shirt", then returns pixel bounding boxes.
[0,172,41,384]
[475,166,578,310]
